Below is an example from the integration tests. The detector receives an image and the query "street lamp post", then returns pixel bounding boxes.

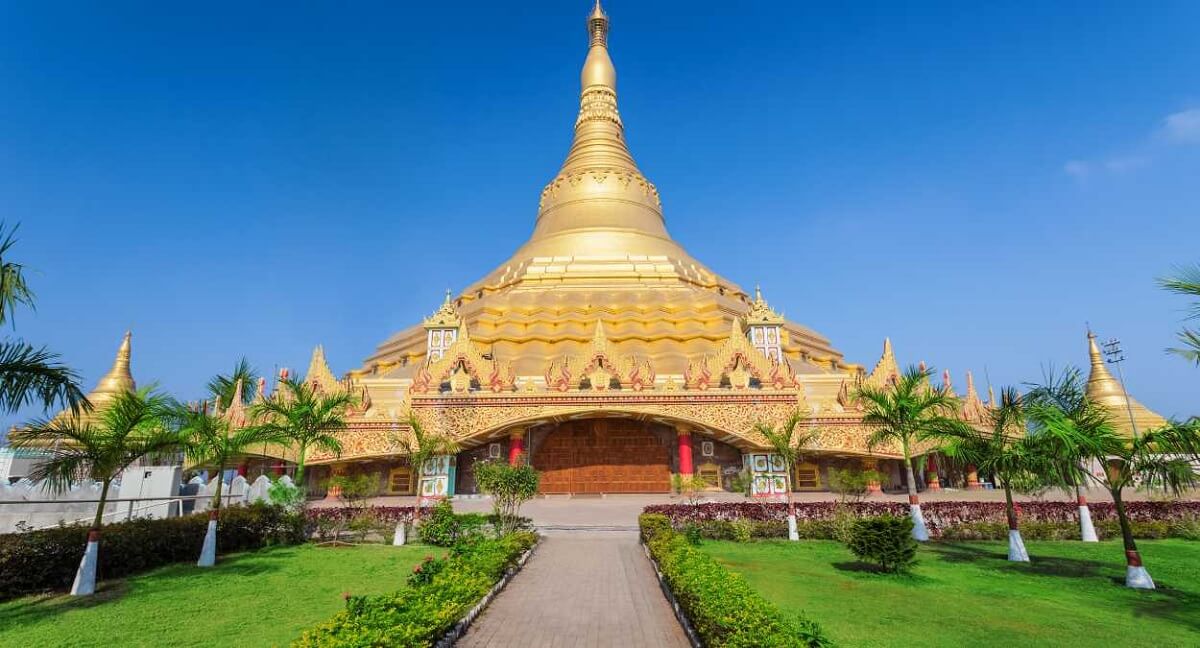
[1101,337,1140,439]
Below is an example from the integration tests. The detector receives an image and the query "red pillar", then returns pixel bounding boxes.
[925,455,941,491]
[676,425,694,475]
[273,462,284,477]
[236,463,248,477]
[508,428,525,466]
[966,464,981,489]
[863,458,882,495]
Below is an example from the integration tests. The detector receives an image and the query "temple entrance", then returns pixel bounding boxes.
[532,419,671,494]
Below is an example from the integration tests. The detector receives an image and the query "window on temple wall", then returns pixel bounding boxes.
[388,467,414,495]
[749,324,783,363]
[697,462,721,489]
[794,462,821,490]
[427,328,457,362]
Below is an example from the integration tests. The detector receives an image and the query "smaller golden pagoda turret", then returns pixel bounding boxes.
[53,331,135,425]
[1085,331,1167,437]
[304,345,341,394]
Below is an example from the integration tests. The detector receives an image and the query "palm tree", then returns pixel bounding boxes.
[206,358,259,411]
[0,222,86,415]
[938,387,1091,561]
[1024,366,1111,541]
[9,387,180,595]
[1060,417,1200,589]
[1159,265,1200,365]
[249,377,354,490]
[171,389,288,566]
[755,412,818,542]
[856,364,967,541]
[393,414,459,533]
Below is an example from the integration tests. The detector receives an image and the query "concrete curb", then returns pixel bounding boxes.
[641,540,703,648]
[435,536,541,647]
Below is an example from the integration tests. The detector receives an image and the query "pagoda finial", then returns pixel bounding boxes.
[94,330,136,397]
[747,285,784,324]
[424,290,462,329]
[304,345,340,394]
[588,0,609,48]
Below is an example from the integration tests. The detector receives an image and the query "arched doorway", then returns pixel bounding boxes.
[532,418,672,494]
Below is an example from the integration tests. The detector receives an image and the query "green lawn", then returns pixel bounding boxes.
[701,539,1200,647]
[0,543,440,647]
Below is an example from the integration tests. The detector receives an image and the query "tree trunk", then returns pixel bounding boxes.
[1075,482,1098,542]
[904,451,929,541]
[1004,483,1029,562]
[74,479,110,596]
[1113,488,1155,588]
[294,443,307,487]
[199,463,223,567]
[786,474,798,541]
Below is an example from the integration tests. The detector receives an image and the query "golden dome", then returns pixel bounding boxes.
[362,3,844,379]
[51,331,136,425]
[1085,331,1166,437]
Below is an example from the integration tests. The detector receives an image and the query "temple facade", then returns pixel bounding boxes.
[46,3,1169,499]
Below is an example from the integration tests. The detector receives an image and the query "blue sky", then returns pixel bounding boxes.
[2,0,1198,431]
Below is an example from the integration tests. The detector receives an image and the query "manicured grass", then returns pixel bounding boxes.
[0,543,440,647]
[701,539,1200,647]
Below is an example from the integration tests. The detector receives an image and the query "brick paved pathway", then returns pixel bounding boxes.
[458,531,690,647]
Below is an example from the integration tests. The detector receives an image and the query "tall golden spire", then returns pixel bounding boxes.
[1085,331,1167,437]
[529,0,667,245]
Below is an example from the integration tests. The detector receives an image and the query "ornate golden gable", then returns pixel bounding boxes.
[684,319,796,390]
[862,337,899,390]
[746,285,785,325]
[304,345,342,395]
[960,371,988,423]
[423,290,462,329]
[542,321,656,392]
[410,322,516,394]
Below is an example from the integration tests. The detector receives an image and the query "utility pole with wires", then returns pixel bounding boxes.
[1100,337,1141,439]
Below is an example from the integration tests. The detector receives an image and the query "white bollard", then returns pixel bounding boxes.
[71,530,100,596]
[1126,565,1156,589]
[787,514,798,541]
[1008,529,1030,562]
[910,503,930,541]
[197,512,218,567]
[393,521,407,546]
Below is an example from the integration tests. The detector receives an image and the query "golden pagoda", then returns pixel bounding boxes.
[50,331,135,426]
[261,3,993,497]
[1085,331,1167,437]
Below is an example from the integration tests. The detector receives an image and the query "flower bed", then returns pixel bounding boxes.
[645,501,1200,541]
[0,503,304,601]
[293,531,538,647]
[640,514,830,647]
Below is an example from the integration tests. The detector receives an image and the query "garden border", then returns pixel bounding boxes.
[434,536,541,647]
[641,540,703,648]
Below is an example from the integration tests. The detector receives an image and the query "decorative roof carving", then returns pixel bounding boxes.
[746,285,784,325]
[960,371,987,423]
[542,321,656,392]
[423,290,462,329]
[410,322,516,394]
[304,345,342,395]
[685,319,795,390]
[863,338,899,390]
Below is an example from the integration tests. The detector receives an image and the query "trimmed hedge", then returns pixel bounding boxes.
[640,514,830,648]
[294,531,538,647]
[645,501,1200,540]
[847,515,917,573]
[0,503,304,601]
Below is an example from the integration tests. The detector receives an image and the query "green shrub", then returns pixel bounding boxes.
[730,519,753,543]
[643,524,829,647]
[296,532,537,647]
[638,513,672,543]
[419,500,460,547]
[473,460,540,536]
[847,515,918,573]
[0,503,303,601]
[683,523,703,546]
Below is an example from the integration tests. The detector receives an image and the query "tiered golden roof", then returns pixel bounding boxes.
[1085,331,1167,437]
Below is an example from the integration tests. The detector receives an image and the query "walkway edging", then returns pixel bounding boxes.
[435,537,542,647]
[641,541,703,648]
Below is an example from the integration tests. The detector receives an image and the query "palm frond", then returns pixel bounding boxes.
[1167,328,1200,366]
[207,358,259,410]
[0,339,87,414]
[1158,264,1200,320]
[0,222,35,328]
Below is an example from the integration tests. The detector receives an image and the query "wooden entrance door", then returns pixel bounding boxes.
[533,419,670,494]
